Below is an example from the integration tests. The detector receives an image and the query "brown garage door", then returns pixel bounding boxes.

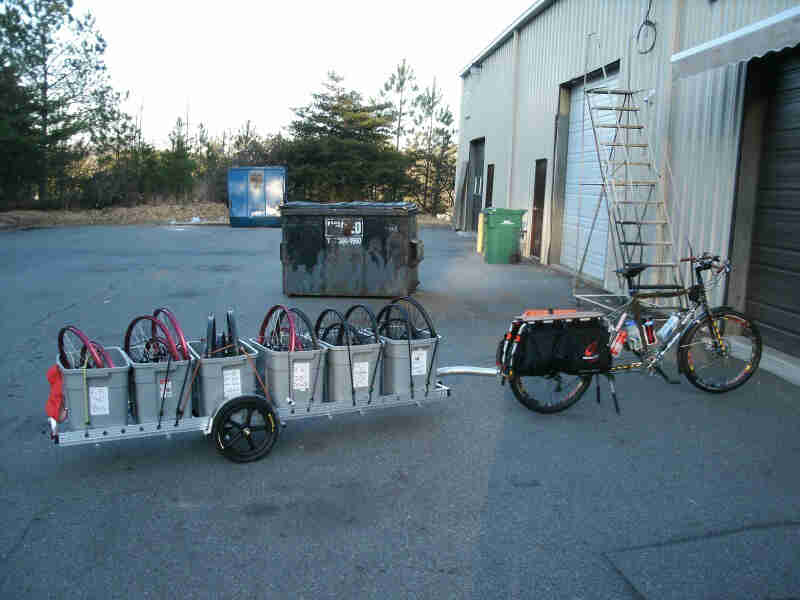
[746,47,800,357]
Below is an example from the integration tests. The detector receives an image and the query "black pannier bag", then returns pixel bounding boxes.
[509,317,611,377]
[553,320,612,375]
[511,322,564,376]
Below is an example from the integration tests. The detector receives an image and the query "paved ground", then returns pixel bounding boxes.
[1,225,798,599]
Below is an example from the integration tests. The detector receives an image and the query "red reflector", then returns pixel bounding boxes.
[584,341,598,356]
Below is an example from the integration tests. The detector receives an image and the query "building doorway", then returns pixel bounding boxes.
[530,159,547,258]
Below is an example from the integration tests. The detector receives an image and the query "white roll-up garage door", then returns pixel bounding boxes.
[560,73,618,281]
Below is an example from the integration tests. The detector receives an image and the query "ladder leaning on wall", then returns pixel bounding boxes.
[573,82,685,311]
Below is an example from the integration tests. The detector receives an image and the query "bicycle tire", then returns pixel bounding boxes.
[284,308,318,350]
[678,308,762,393]
[226,309,240,356]
[82,340,115,369]
[258,304,291,347]
[344,304,379,345]
[124,316,181,363]
[315,308,349,346]
[204,313,216,358]
[211,395,280,463]
[376,304,412,340]
[154,307,190,360]
[58,326,102,370]
[390,296,436,339]
[509,373,592,414]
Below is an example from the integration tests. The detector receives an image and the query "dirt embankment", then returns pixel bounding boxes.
[0,202,229,230]
[0,203,452,230]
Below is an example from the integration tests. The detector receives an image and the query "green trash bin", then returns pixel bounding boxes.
[484,208,525,264]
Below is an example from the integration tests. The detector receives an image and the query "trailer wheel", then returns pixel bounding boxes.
[212,395,279,463]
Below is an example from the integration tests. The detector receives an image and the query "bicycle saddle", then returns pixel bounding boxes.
[616,263,648,279]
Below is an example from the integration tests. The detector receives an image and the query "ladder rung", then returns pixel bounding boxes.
[610,180,659,186]
[603,143,648,148]
[592,106,640,111]
[620,241,673,246]
[618,220,668,225]
[614,201,661,205]
[624,263,677,268]
[595,124,644,130]
[604,161,651,166]
[586,88,636,95]
[630,285,684,291]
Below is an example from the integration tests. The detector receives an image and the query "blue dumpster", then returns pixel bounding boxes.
[228,166,286,227]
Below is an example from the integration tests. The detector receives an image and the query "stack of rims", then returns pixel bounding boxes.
[315,305,382,405]
[376,297,439,398]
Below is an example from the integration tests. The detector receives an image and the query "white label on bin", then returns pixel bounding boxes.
[89,387,109,416]
[158,378,173,398]
[223,368,241,400]
[293,362,310,391]
[352,361,369,388]
[411,350,428,376]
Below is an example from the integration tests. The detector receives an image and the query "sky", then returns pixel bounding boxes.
[71,0,532,148]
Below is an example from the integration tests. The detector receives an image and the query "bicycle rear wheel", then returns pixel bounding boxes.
[679,308,761,393]
[509,373,592,414]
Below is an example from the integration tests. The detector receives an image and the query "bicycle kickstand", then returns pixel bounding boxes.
[604,373,620,415]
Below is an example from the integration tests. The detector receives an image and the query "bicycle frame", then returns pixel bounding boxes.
[606,259,723,374]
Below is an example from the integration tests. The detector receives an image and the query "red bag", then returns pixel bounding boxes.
[45,364,68,423]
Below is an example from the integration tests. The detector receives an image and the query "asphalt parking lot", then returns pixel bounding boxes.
[1,224,799,599]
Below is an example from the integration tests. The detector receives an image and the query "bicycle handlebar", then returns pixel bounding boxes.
[680,253,730,273]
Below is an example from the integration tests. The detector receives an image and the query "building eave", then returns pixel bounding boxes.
[459,0,554,77]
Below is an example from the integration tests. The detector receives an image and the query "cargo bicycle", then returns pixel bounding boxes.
[498,253,763,414]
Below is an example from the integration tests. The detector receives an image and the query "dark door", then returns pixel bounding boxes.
[531,159,547,258]
[485,164,495,208]
[467,138,485,231]
[745,47,800,356]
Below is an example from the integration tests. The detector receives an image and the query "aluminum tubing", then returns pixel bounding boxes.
[436,366,499,377]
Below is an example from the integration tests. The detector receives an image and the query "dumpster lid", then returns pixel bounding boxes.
[280,201,419,216]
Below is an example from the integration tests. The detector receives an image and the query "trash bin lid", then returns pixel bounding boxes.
[280,201,419,216]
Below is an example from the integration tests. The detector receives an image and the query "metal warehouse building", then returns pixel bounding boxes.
[454,1,800,358]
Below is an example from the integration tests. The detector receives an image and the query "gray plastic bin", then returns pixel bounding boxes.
[319,340,382,404]
[381,336,440,397]
[188,340,260,418]
[58,347,131,430]
[249,339,326,412]
[130,343,201,423]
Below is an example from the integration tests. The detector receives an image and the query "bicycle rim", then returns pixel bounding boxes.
[315,308,349,346]
[124,316,180,363]
[510,373,591,413]
[344,304,379,345]
[390,297,436,339]
[154,307,189,359]
[682,312,761,392]
[58,326,101,369]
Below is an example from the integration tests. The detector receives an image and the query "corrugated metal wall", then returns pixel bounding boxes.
[679,0,800,51]
[458,37,515,227]
[455,0,797,303]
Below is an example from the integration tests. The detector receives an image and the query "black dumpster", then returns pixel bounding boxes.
[280,202,423,297]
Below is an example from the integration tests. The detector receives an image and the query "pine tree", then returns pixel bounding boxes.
[0,0,125,207]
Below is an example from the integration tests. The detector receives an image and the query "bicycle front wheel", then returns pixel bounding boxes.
[679,308,762,393]
[509,373,592,414]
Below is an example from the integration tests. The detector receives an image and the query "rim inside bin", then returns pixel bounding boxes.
[259,305,318,351]
[344,304,380,345]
